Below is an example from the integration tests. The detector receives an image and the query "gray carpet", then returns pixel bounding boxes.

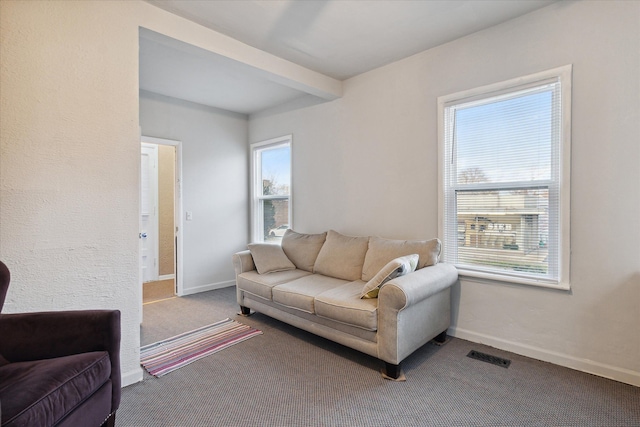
[120,287,640,426]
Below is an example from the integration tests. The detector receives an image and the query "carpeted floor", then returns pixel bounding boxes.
[120,286,640,427]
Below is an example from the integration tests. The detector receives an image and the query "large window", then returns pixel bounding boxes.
[438,66,571,289]
[251,135,292,243]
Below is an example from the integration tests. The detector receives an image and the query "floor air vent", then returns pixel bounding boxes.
[467,350,511,368]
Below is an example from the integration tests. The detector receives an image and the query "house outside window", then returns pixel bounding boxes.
[251,135,292,243]
[438,66,571,289]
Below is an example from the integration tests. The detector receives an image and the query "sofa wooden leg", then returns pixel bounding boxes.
[433,330,448,344]
[101,412,116,427]
[239,305,251,316]
[384,362,401,379]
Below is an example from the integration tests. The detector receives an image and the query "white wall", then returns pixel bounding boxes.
[140,91,248,294]
[250,1,640,386]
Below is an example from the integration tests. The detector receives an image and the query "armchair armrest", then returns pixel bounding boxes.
[379,263,458,310]
[233,250,256,275]
[0,309,121,409]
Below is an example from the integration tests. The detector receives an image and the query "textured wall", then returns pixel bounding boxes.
[250,1,640,386]
[0,0,143,383]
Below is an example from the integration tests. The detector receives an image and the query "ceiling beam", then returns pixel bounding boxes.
[138,2,343,101]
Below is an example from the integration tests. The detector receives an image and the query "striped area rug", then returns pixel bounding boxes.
[140,318,262,377]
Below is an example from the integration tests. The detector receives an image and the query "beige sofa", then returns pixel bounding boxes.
[232,229,458,379]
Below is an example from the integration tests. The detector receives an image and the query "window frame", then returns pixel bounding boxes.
[437,65,572,290]
[250,135,293,243]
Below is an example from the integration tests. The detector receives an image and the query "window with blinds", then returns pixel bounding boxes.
[438,66,571,289]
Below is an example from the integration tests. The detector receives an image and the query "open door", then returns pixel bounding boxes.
[140,136,184,308]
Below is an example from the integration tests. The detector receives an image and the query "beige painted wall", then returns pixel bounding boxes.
[158,145,175,277]
[250,1,640,386]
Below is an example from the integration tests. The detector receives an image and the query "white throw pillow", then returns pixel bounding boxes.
[248,243,296,274]
[360,254,419,299]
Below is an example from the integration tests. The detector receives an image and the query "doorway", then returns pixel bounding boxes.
[140,136,183,308]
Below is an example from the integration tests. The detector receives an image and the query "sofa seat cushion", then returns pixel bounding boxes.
[0,351,111,427]
[237,269,312,300]
[315,281,378,331]
[272,274,348,313]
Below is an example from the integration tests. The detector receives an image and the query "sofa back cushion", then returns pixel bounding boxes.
[313,230,370,281]
[281,229,327,272]
[361,237,441,281]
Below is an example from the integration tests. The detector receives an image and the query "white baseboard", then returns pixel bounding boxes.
[158,274,175,281]
[449,326,640,387]
[179,280,234,296]
[121,367,144,387]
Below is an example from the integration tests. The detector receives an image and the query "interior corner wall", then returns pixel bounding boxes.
[249,1,640,386]
[140,91,249,294]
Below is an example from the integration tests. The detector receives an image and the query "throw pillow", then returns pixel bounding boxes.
[361,236,441,281]
[248,243,296,274]
[0,353,9,367]
[281,229,327,272]
[361,254,419,299]
[313,230,370,281]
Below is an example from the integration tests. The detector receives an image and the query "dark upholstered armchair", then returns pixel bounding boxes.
[0,261,121,427]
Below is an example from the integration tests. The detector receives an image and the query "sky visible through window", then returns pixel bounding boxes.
[261,145,290,192]
[455,90,553,184]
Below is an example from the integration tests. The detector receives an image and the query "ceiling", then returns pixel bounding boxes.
[140,29,311,115]
[141,0,557,115]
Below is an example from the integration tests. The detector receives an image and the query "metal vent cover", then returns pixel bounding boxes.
[467,350,511,368]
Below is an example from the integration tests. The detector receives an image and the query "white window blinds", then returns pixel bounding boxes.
[439,66,571,288]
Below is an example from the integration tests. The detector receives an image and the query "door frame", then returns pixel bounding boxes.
[141,135,184,297]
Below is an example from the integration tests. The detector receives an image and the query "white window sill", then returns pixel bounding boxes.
[456,267,571,291]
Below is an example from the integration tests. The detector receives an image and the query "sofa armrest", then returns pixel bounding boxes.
[233,250,256,275]
[379,263,458,311]
[377,263,457,365]
[0,310,121,410]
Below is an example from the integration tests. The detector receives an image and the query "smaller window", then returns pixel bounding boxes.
[438,66,571,289]
[250,136,292,243]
